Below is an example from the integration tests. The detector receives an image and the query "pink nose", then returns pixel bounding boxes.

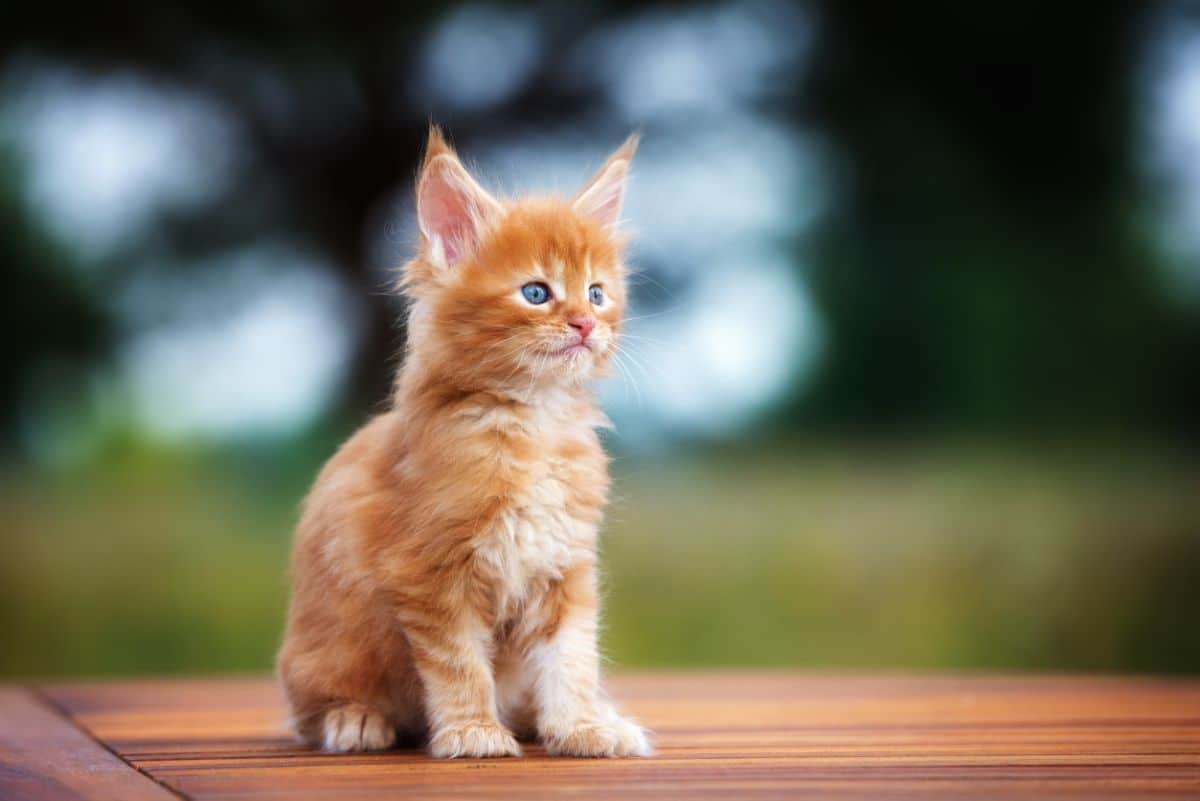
[568,317,596,340]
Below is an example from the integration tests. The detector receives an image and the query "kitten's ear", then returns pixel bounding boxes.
[574,133,638,230]
[417,127,501,268]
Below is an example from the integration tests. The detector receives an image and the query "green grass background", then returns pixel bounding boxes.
[2,439,1197,677]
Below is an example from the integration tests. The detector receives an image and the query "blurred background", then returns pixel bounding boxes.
[2,2,1198,678]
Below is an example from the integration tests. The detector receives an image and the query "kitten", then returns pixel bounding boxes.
[277,127,650,759]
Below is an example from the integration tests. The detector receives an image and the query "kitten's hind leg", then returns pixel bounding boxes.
[322,702,397,752]
[280,602,424,752]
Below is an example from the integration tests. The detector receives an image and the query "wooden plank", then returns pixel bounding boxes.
[0,686,179,801]
[35,674,1200,800]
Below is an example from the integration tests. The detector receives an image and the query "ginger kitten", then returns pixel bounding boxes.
[277,128,650,759]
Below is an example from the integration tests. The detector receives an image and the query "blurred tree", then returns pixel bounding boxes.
[0,146,110,447]
[1,2,623,444]
[798,1,1200,435]
[3,1,1197,446]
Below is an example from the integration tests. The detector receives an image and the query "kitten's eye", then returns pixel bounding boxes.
[521,282,551,305]
[588,285,605,305]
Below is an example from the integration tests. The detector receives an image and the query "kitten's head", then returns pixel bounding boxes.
[402,127,636,392]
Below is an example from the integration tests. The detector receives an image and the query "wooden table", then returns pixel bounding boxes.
[3,673,1199,799]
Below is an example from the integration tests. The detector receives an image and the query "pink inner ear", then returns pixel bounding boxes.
[418,164,480,265]
[589,188,622,228]
[576,161,629,229]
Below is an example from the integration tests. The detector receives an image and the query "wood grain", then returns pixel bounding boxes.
[0,686,179,801]
[11,673,1200,799]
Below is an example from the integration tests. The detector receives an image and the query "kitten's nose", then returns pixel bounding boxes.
[568,317,597,340]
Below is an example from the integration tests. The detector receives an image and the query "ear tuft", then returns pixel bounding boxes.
[574,133,639,230]
[423,124,455,168]
[416,129,500,268]
[610,132,640,163]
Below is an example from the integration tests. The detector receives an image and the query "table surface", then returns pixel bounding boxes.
[2,673,1199,800]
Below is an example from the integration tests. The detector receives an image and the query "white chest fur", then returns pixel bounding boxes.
[470,396,600,617]
[476,477,594,614]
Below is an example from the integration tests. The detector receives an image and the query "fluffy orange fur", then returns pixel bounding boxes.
[277,128,649,758]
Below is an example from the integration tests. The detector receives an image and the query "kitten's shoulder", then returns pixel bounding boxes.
[311,412,403,486]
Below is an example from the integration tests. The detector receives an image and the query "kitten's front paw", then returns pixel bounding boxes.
[544,717,652,758]
[429,721,522,759]
[322,703,396,752]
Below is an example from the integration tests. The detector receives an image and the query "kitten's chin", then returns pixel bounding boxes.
[544,347,599,385]
[557,355,596,384]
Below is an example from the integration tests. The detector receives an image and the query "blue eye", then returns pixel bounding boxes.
[521,282,551,305]
[588,285,604,305]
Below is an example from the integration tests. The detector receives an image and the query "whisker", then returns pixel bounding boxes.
[612,351,643,408]
[621,306,683,324]
[616,332,670,347]
[613,341,662,384]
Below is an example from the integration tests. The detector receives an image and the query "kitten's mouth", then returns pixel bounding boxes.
[554,341,593,357]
